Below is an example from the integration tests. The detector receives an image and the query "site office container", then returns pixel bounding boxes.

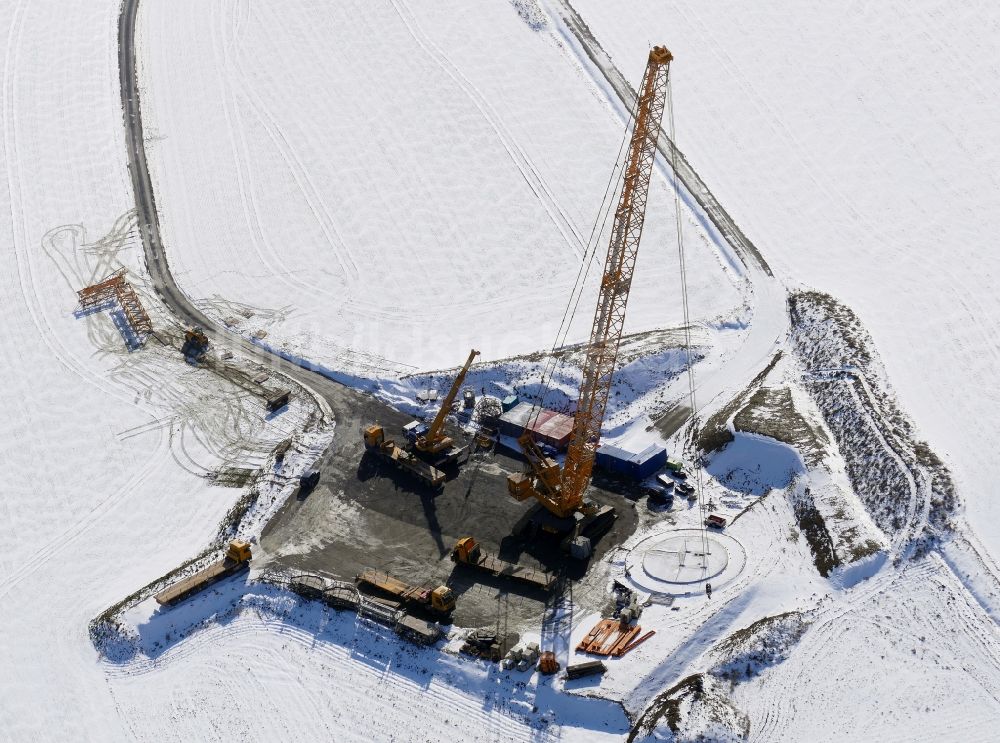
[595,443,667,480]
[631,444,667,479]
[497,402,574,451]
[595,444,635,476]
[533,412,573,450]
[498,402,535,438]
[501,395,520,413]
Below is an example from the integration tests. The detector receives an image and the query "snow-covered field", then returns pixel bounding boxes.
[1,2,587,738]
[0,4,271,736]
[4,0,1000,740]
[574,0,1000,560]
[137,0,745,375]
[108,584,629,742]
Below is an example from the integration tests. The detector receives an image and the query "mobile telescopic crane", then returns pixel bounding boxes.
[407,348,480,465]
[508,46,673,548]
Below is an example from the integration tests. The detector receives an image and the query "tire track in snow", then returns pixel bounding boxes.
[221,0,359,289]
[0,432,171,601]
[107,604,548,741]
[390,0,588,262]
[0,0,197,592]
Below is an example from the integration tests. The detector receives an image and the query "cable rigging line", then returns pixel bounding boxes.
[665,66,710,562]
[528,85,643,431]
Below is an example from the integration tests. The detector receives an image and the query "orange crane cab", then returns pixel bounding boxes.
[508,46,674,554]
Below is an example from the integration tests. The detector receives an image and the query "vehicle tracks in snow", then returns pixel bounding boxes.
[390,0,589,263]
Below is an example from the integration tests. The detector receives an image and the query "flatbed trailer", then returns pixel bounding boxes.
[380,442,447,487]
[416,443,469,469]
[364,424,445,489]
[265,389,290,411]
[155,540,252,606]
[395,614,442,645]
[450,537,555,591]
[356,569,455,616]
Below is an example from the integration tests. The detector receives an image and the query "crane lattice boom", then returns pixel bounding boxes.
[416,348,480,454]
[509,46,672,519]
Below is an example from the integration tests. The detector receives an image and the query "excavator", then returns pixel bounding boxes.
[405,348,480,466]
[508,46,674,558]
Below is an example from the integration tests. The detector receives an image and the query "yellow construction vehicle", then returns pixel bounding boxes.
[450,536,555,591]
[356,569,455,618]
[155,539,252,607]
[406,349,480,466]
[363,423,446,489]
[508,46,674,555]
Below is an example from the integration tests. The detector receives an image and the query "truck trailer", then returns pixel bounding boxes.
[155,540,252,607]
[450,536,555,591]
[363,423,446,489]
[356,569,455,618]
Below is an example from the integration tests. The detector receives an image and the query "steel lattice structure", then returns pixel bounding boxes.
[77,268,153,337]
[509,46,672,519]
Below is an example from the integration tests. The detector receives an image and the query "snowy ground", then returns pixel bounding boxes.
[1,2,593,738]
[0,4,313,736]
[108,585,629,742]
[573,0,1000,563]
[137,0,746,376]
[5,0,1000,740]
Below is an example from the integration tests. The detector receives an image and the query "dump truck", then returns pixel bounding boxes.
[155,539,252,607]
[363,423,445,489]
[356,569,455,618]
[450,536,555,591]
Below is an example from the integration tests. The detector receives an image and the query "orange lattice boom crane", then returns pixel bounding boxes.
[415,348,480,455]
[508,46,673,523]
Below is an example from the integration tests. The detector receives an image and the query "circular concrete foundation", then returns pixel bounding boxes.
[625,528,746,596]
[641,534,729,584]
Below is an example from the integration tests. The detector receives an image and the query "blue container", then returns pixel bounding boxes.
[595,444,633,476]
[501,395,520,413]
[630,444,667,480]
[597,443,667,480]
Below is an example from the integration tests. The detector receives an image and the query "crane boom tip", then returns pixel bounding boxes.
[650,46,673,64]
